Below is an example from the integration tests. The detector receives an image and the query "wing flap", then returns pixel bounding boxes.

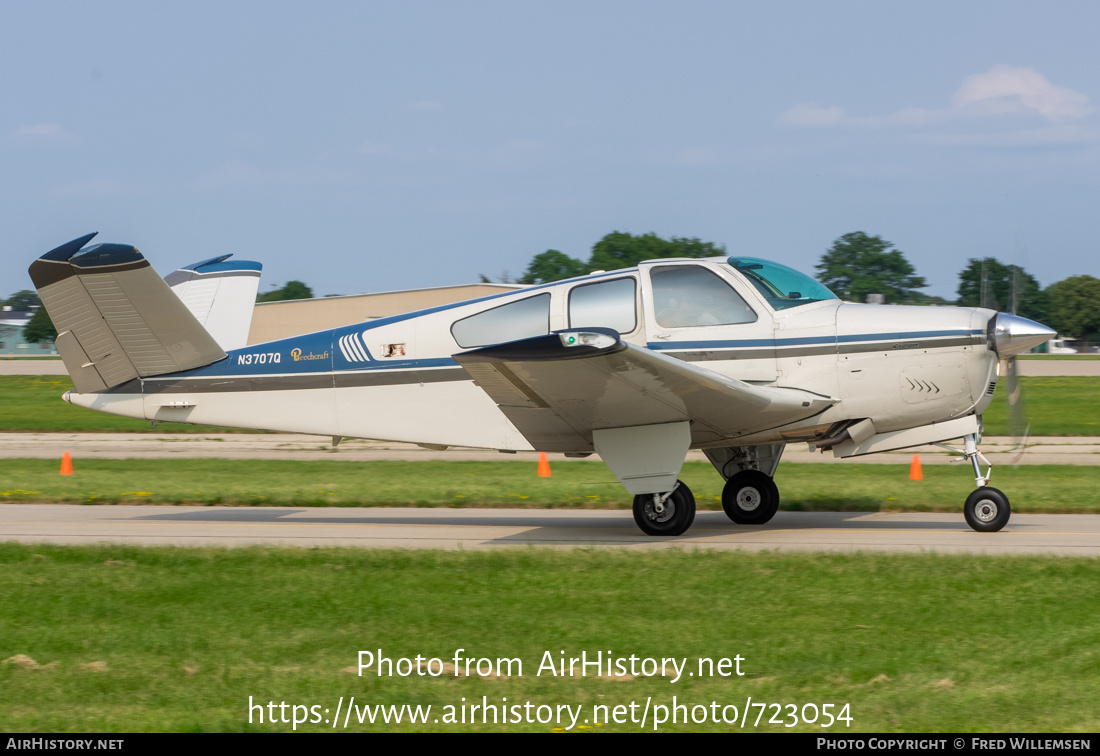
[454,330,837,451]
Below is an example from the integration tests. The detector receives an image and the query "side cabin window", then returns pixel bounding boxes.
[651,265,757,328]
[568,277,637,334]
[451,293,551,348]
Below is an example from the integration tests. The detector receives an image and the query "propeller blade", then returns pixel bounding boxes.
[1008,265,1019,316]
[980,260,997,310]
[1011,229,1029,318]
[1002,356,1029,465]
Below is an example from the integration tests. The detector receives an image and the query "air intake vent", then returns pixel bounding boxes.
[986,380,997,396]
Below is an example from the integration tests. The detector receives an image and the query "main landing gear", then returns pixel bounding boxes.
[937,432,1011,532]
[630,471,782,536]
[632,481,696,536]
[721,470,780,525]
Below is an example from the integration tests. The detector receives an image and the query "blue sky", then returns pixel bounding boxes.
[3,1,1098,300]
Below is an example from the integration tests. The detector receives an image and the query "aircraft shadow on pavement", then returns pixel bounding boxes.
[137,508,634,529]
[134,509,1000,539]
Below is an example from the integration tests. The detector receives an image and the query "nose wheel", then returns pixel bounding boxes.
[964,487,1011,532]
[632,481,696,536]
[721,470,780,525]
[938,432,1011,532]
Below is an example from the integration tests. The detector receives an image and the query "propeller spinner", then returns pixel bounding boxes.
[987,312,1056,358]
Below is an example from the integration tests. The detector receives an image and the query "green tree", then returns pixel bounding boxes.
[956,258,1049,321]
[257,281,313,302]
[4,290,41,311]
[1046,275,1100,349]
[22,306,56,344]
[587,232,724,272]
[815,232,927,303]
[515,232,728,285]
[518,250,588,284]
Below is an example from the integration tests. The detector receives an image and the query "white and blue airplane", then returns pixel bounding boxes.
[29,233,1054,536]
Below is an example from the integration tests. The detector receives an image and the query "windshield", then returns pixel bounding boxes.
[726,257,838,311]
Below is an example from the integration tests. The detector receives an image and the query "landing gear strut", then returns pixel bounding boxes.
[632,480,696,536]
[721,470,780,525]
[937,432,1011,532]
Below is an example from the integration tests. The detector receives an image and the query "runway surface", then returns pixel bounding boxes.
[2,504,1099,555]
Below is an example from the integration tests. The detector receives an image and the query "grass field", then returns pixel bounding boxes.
[978,377,1100,436]
[1,544,1097,732]
[2,458,1098,512]
[0,376,253,433]
[2,375,1100,436]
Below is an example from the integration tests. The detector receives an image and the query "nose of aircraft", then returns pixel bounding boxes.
[987,312,1056,358]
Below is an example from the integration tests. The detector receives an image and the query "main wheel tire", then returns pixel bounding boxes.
[722,470,780,525]
[632,481,696,536]
[964,486,1011,532]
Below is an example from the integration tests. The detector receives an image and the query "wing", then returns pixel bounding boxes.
[453,328,837,451]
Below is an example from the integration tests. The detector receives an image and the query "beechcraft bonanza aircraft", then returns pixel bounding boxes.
[30,233,1055,536]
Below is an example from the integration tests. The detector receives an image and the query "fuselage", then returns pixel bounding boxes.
[68,256,1001,451]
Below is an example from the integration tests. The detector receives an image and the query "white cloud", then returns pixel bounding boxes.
[779,65,1092,129]
[952,65,1091,122]
[911,124,1099,148]
[11,123,75,141]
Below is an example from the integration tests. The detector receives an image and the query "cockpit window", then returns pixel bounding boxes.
[726,257,838,311]
[650,266,757,328]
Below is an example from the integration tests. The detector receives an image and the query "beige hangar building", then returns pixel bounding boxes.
[246,282,526,345]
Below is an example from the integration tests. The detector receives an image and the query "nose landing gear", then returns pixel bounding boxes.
[937,432,1011,532]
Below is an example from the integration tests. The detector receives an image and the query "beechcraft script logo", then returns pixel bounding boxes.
[337,332,371,363]
[290,348,330,362]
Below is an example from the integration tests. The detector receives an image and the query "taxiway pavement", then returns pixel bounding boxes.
[1,504,1098,555]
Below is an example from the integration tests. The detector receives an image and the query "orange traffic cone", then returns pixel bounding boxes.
[60,452,73,476]
[909,454,922,481]
[537,452,551,478]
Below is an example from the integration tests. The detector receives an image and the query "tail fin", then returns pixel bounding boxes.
[164,254,262,351]
[28,234,227,394]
